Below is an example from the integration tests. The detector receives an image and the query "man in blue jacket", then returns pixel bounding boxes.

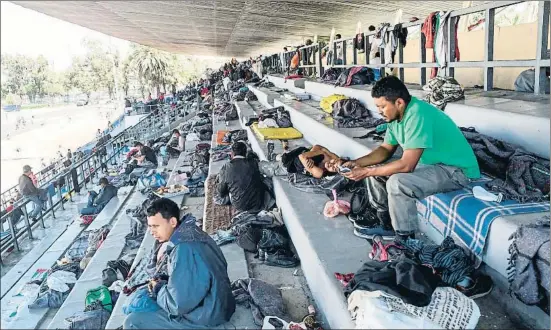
[123,198,235,329]
[80,177,118,215]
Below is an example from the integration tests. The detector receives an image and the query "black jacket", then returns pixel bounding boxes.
[217,157,267,212]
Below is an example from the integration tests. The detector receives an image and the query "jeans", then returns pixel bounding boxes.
[366,164,469,235]
[80,191,102,215]
[26,194,45,218]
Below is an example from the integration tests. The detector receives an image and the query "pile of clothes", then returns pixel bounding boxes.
[229,208,299,268]
[244,106,293,128]
[422,76,464,109]
[334,67,375,87]
[344,236,482,329]
[461,127,550,203]
[222,129,248,144]
[319,94,381,128]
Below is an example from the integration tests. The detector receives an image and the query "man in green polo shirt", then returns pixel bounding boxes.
[338,76,480,241]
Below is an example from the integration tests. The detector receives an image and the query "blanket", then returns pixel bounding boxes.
[461,127,550,203]
[418,176,550,266]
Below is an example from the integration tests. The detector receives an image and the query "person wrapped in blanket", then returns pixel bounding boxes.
[327,77,492,298]
[123,198,235,329]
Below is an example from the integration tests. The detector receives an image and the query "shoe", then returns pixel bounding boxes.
[354,225,395,240]
[456,274,494,299]
[265,250,300,268]
[353,214,379,229]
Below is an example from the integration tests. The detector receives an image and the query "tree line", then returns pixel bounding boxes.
[1,38,218,104]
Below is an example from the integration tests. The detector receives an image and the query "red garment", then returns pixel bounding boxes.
[200,87,209,96]
[334,273,355,287]
[159,93,165,101]
[284,74,304,80]
[345,67,365,86]
[421,12,437,49]
[28,172,38,187]
[6,205,14,212]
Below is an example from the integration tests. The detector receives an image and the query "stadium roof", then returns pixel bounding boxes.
[12,1,488,57]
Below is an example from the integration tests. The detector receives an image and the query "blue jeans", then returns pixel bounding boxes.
[81,191,102,215]
[27,194,44,218]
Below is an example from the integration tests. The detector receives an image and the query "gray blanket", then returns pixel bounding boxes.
[508,215,550,306]
[461,127,550,203]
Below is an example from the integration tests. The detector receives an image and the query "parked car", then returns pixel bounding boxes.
[76,99,88,106]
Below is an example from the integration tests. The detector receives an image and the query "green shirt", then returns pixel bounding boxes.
[384,97,480,179]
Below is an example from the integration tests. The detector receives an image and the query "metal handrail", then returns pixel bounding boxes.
[0,113,160,258]
[0,111,127,209]
[261,0,549,94]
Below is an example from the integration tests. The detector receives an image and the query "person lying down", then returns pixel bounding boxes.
[283,145,341,179]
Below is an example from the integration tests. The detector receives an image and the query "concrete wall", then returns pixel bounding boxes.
[339,22,546,90]
[403,22,545,89]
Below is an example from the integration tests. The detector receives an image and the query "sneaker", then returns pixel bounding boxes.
[456,274,494,299]
[354,225,395,240]
[353,216,379,230]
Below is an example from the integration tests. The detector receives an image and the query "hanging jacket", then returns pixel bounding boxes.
[421,12,438,49]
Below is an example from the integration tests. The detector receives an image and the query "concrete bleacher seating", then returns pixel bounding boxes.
[106,112,256,329]
[236,99,365,328]
[0,185,134,330]
[248,77,551,329]
[46,190,143,329]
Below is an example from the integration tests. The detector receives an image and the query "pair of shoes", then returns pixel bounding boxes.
[456,275,494,299]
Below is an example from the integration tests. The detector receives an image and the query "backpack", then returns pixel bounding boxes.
[85,285,113,312]
[276,109,292,128]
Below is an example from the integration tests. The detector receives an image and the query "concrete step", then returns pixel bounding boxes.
[0,185,134,330]
[246,82,550,329]
[235,99,361,329]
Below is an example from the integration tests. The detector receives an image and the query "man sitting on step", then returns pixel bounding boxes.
[332,76,480,241]
[217,141,275,213]
[123,198,235,329]
[165,129,186,156]
[80,177,118,216]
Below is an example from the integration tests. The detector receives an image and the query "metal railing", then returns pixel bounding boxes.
[0,108,188,260]
[0,112,127,210]
[265,1,550,94]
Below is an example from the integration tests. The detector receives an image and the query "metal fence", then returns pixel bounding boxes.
[266,1,550,94]
[0,107,186,260]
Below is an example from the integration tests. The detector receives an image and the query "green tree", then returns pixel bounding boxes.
[129,44,172,95]
[24,55,51,102]
[1,53,32,99]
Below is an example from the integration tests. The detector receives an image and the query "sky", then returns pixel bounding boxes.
[1,1,130,70]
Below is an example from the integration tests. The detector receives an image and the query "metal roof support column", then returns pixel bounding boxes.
[447,16,457,78]
[484,8,495,91]
[420,33,427,86]
[342,40,347,66]
[353,40,358,66]
[534,0,550,95]
[398,33,405,81]
[365,35,371,65]
[333,41,337,67]
[316,43,324,78]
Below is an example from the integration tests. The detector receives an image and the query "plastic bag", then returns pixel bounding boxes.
[323,189,351,218]
[122,287,160,315]
[47,270,77,293]
[85,286,113,312]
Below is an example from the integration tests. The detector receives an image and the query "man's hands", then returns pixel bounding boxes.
[343,167,373,181]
